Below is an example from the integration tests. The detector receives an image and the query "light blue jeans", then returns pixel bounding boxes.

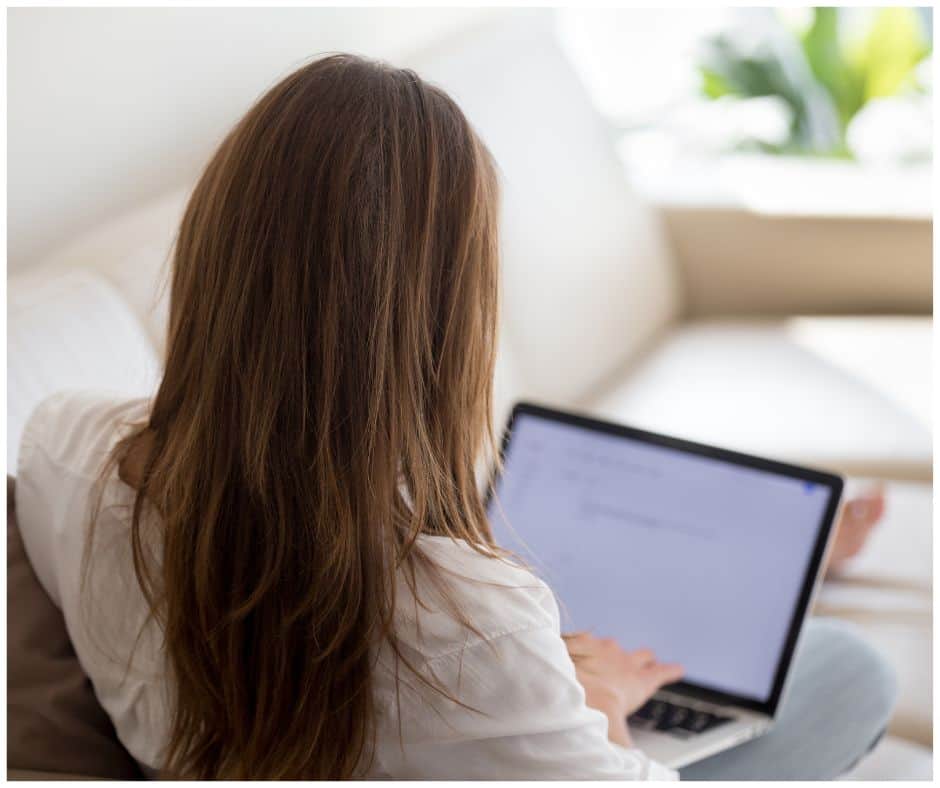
[681,618,898,780]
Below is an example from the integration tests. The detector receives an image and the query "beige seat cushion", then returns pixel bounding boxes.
[587,317,931,482]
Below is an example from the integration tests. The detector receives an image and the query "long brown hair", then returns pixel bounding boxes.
[100,54,501,778]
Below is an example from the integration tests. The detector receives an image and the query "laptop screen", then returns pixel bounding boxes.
[487,407,838,706]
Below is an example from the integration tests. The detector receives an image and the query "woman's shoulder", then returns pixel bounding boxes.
[17,391,150,482]
[15,392,150,608]
[392,535,560,664]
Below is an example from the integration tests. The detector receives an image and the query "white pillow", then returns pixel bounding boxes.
[7,269,161,469]
[33,187,190,356]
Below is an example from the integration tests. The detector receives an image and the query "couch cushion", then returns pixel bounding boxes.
[30,188,190,356]
[7,478,142,779]
[840,734,933,780]
[587,318,931,482]
[7,269,161,470]
[412,12,680,406]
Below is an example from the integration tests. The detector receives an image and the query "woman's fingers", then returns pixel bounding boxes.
[562,635,682,693]
[630,648,656,666]
[561,631,591,641]
[562,631,601,661]
[644,662,685,690]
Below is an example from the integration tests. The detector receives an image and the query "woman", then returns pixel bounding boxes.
[15,55,894,780]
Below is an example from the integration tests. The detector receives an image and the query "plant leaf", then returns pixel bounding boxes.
[801,7,866,129]
[849,7,930,100]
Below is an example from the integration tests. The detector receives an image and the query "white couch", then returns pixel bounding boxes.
[7,13,931,779]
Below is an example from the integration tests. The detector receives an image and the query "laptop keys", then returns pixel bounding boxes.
[656,704,690,731]
[631,699,668,724]
[679,710,732,734]
[629,699,733,738]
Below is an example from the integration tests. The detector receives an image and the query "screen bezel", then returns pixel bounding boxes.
[484,401,844,717]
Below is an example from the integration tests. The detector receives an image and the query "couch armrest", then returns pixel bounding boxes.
[663,208,931,318]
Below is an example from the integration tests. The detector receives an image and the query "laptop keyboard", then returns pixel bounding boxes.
[629,698,733,738]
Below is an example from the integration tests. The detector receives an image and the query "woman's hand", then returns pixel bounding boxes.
[562,632,684,749]
[827,485,885,575]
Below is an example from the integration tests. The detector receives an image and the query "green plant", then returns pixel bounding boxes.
[699,7,931,156]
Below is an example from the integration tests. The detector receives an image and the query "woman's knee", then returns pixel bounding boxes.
[805,617,898,724]
[677,618,898,781]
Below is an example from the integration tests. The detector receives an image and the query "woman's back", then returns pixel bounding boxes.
[16,391,672,779]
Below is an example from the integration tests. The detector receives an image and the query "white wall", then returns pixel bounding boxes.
[8,7,500,271]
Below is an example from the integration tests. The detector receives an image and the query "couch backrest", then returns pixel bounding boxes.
[32,188,189,356]
[20,14,682,433]
[411,11,680,415]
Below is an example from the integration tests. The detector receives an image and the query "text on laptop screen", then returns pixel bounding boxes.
[487,411,831,703]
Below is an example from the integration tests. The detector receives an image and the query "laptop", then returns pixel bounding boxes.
[484,402,843,769]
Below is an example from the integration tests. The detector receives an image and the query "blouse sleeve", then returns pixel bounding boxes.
[375,621,678,780]
[15,391,149,609]
[15,391,76,607]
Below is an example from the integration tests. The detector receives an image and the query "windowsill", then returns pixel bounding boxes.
[617,143,933,221]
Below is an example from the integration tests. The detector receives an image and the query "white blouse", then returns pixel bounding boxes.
[15,391,676,780]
